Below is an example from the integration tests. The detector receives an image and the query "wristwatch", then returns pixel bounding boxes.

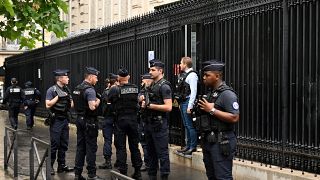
[209,108,216,115]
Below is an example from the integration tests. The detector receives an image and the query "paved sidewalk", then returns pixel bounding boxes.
[0,110,207,180]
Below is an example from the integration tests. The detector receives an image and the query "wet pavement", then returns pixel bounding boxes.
[0,110,207,180]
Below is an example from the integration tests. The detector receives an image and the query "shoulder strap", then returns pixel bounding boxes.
[181,70,198,83]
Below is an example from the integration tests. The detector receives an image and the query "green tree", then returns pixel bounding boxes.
[0,0,68,49]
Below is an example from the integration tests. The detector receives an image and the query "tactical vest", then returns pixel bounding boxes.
[204,83,235,132]
[102,88,114,117]
[8,85,22,105]
[175,71,197,101]
[23,87,36,106]
[73,81,97,117]
[115,83,138,115]
[51,85,71,117]
[147,78,171,117]
[23,87,35,100]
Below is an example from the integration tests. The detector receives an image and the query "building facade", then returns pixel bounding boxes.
[60,0,179,38]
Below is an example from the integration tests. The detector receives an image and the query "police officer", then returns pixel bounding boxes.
[108,67,142,179]
[141,60,172,180]
[22,81,41,130]
[4,78,23,130]
[176,57,198,155]
[138,73,153,171]
[98,73,118,169]
[73,67,103,180]
[197,60,239,180]
[45,69,74,175]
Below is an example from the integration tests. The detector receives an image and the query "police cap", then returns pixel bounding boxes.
[201,60,225,72]
[11,78,17,84]
[85,67,99,76]
[149,59,164,68]
[118,67,129,77]
[53,69,69,76]
[141,73,152,80]
[108,73,118,80]
[24,81,32,87]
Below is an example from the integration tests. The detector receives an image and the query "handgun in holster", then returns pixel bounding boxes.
[44,111,55,126]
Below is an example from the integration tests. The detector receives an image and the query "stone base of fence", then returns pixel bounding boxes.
[169,145,317,180]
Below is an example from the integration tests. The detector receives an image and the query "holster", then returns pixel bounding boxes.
[44,112,55,126]
[86,123,98,137]
[146,116,163,132]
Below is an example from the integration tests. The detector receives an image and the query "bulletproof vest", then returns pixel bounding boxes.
[73,81,97,117]
[8,85,22,105]
[205,83,235,132]
[51,85,71,117]
[175,71,196,101]
[147,78,171,116]
[23,87,36,100]
[102,88,114,117]
[115,83,138,115]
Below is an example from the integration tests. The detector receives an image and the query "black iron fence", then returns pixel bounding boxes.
[4,0,320,175]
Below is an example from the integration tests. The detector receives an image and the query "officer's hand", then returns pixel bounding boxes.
[96,98,100,104]
[187,108,191,114]
[198,98,214,113]
[139,95,145,102]
[141,100,146,109]
[24,106,28,110]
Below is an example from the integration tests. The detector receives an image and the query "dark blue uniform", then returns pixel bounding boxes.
[201,84,239,180]
[138,83,151,170]
[144,78,172,178]
[108,83,142,177]
[99,87,114,169]
[23,81,41,129]
[46,84,72,172]
[73,82,99,177]
[4,82,23,129]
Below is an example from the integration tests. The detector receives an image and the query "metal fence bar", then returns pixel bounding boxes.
[4,126,18,178]
[30,137,50,180]
[110,170,135,180]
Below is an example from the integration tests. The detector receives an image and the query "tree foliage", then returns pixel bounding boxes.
[0,0,68,49]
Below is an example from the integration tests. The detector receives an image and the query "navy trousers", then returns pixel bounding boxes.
[50,117,69,166]
[74,116,98,176]
[145,117,170,176]
[202,131,236,180]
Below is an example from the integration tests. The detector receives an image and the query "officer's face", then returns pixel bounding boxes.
[90,74,98,85]
[149,67,161,79]
[59,76,69,85]
[202,71,219,87]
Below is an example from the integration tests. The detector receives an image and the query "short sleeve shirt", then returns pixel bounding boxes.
[160,84,172,100]
[84,87,96,102]
[46,86,57,101]
[215,90,239,114]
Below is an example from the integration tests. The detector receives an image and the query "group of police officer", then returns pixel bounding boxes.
[4,57,239,180]
[4,78,41,130]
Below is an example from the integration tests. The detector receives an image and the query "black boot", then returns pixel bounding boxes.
[131,169,142,180]
[98,157,112,169]
[87,175,105,180]
[57,164,74,173]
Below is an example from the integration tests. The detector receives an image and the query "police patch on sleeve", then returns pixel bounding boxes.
[232,102,239,110]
